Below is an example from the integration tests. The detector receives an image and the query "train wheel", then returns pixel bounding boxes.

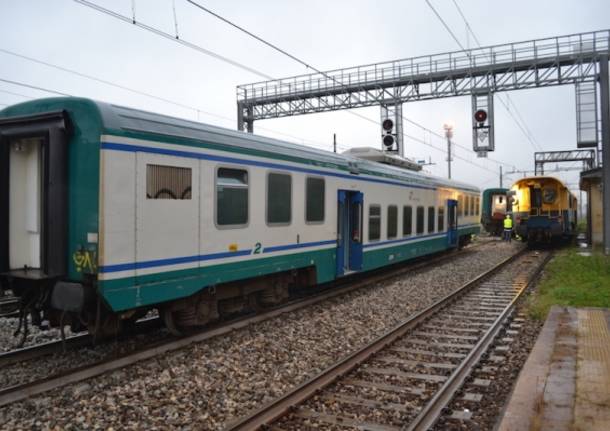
[162,308,185,336]
[87,314,122,340]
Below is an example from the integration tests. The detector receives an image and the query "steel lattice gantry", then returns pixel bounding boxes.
[237,30,609,127]
[236,29,610,254]
[534,150,596,175]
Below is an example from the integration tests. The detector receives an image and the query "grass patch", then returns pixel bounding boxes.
[527,248,610,320]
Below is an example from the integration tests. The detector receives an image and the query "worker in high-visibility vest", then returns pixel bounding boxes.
[503,215,513,242]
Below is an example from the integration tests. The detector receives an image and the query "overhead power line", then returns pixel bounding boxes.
[403,130,497,175]
[0,47,235,122]
[0,77,71,96]
[71,0,514,175]
[69,0,511,175]
[185,0,511,176]
[0,88,34,99]
[426,0,542,152]
[73,0,272,80]
[0,71,343,153]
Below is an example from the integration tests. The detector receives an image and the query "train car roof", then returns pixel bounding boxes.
[511,176,577,198]
[1,97,479,192]
[482,188,508,195]
[512,176,570,188]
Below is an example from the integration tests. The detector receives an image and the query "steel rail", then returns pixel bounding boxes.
[224,247,529,431]
[0,242,487,408]
[0,316,162,368]
[0,334,92,368]
[404,251,553,431]
[0,297,19,318]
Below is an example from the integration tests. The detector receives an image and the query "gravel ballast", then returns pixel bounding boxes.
[0,238,521,430]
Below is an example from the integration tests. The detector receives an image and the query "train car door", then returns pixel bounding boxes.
[447,199,458,247]
[0,112,69,280]
[336,190,363,276]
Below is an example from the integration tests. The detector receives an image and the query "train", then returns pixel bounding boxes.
[480,188,509,235]
[509,176,578,244]
[0,97,480,336]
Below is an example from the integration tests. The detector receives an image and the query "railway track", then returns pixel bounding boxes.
[0,316,162,368]
[0,243,488,408]
[0,296,20,318]
[225,249,551,431]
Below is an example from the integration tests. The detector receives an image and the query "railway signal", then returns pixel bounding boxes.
[472,93,495,156]
[474,109,487,125]
[381,117,396,149]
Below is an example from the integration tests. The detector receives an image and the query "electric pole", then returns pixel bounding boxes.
[500,166,503,188]
[443,124,453,180]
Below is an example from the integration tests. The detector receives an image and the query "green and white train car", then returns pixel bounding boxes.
[0,98,480,335]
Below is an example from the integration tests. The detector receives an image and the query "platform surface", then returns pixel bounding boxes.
[497,306,610,431]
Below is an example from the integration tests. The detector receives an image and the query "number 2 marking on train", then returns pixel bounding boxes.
[253,242,262,254]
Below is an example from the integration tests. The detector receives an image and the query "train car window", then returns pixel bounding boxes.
[217,167,248,226]
[368,205,381,241]
[464,196,469,216]
[543,188,557,204]
[458,194,464,217]
[306,177,325,223]
[470,195,475,216]
[267,173,291,225]
[438,206,445,232]
[416,206,424,234]
[530,187,542,208]
[475,197,480,216]
[428,206,435,233]
[146,164,192,200]
[402,205,413,236]
[387,205,398,239]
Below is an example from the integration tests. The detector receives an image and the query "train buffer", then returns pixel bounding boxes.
[498,306,610,431]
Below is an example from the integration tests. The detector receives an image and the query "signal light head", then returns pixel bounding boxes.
[474,109,488,123]
[382,118,394,132]
[383,134,395,147]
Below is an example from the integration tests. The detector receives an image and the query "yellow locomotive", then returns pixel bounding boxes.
[509,176,578,244]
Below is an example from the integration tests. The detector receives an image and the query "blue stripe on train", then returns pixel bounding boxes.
[101,142,478,193]
[99,225,479,274]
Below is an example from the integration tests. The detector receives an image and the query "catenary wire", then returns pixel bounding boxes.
[0,77,345,153]
[74,0,519,175]
[0,77,71,96]
[185,0,514,175]
[426,0,542,152]
[73,0,273,80]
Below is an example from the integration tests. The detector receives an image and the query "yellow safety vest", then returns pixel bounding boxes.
[504,218,513,229]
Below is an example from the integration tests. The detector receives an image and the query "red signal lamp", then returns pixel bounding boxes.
[474,109,487,123]
[382,119,394,132]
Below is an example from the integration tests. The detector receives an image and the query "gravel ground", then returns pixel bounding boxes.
[0,312,163,390]
[0,238,521,430]
[0,316,76,353]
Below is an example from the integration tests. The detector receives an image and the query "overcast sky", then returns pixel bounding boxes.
[1,0,609,194]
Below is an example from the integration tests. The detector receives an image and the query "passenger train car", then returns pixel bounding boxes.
[510,176,577,244]
[481,188,509,235]
[0,98,480,336]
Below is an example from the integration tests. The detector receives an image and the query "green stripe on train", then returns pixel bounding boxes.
[100,227,479,311]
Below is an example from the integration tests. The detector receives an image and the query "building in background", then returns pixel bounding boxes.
[580,167,603,246]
